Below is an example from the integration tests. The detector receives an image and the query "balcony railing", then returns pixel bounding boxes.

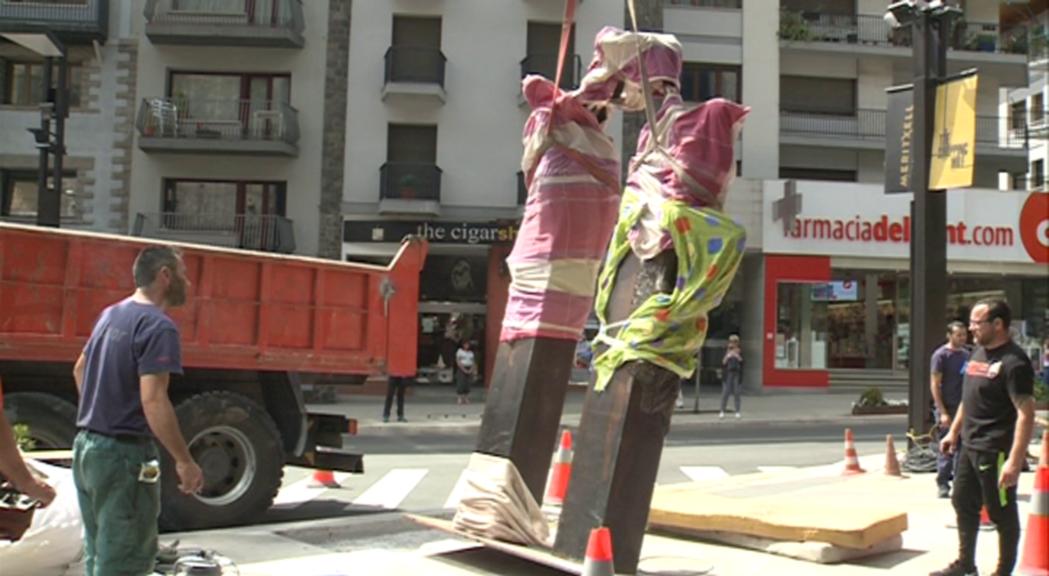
[135,97,299,154]
[779,12,1029,56]
[1008,176,1048,191]
[0,0,108,43]
[143,0,304,47]
[665,0,742,7]
[520,53,582,89]
[132,212,296,253]
[780,109,1030,149]
[380,162,442,202]
[384,46,447,88]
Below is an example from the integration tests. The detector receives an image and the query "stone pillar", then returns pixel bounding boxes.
[318,0,352,260]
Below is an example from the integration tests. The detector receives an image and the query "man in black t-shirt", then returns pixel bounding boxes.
[931,299,1035,576]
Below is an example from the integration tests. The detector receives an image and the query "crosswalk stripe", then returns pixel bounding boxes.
[757,466,797,474]
[680,466,729,482]
[272,476,321,507]
[352,469,429,509]
[443,470,470,509]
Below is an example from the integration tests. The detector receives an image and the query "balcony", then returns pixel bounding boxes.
[382,46,447,103]
[0,0,108,44]
[379,162,441,215]
[135,97,299,157]
[780,109,1030,157]
[143,0,304,48]
[520,53,582,89]
[1008,177,1048,192]
[132,212,296,254]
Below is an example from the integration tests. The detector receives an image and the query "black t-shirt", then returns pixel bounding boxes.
[961,341,1034,453]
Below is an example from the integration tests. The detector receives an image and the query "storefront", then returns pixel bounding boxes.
[760,181,1048,389]
[343,218,518,388]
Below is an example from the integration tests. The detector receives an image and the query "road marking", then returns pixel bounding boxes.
[757,466,797,474]
[680,466,729,482]
[352,469,429,509]
[443,470,470,509]
[272,476,321,507]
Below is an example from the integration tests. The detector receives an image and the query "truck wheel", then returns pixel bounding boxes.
[159,392,284,531]
[2,393,78,450]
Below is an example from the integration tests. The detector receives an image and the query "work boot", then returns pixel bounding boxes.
[929,559,978,576]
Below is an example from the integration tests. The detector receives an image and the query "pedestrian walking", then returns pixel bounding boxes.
[455,340,477,405]
[383,373,413,423]
[719,334,743,419]
[931,321,970,498]
[0,381,56,540]
[71,245,204,576]
[932,299,1036,576]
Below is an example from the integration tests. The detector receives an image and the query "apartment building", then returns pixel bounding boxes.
[664,0,1046,392]
[341,0,622,385]
[0,0,129,231]
[1006,0,1047,192]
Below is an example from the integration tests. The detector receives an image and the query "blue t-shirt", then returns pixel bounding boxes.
[931,344,969,412]
[76,298,183,437]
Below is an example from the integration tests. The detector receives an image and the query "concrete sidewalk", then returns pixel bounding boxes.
[308,385,911,432]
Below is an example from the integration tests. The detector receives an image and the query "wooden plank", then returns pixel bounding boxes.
[648,488,908,550]
[475,337,577,503]
[553,251,680,575]
[405,514,581,575]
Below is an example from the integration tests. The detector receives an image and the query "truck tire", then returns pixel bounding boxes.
[2,393,78,450]
[159,392,284,531]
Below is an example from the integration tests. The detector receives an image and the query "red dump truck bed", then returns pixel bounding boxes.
[0,222,426,377]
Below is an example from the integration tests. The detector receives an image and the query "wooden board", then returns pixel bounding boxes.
[663,530,904,564]
[648,484,908,550]
[405,514,582,575]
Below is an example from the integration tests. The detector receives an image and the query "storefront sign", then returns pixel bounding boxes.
[763,181,1049,265]
[344,220,519,245]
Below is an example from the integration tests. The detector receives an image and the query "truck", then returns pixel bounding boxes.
[0,222,426,530]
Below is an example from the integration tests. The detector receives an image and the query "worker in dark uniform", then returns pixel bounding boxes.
[931,299,1035,576]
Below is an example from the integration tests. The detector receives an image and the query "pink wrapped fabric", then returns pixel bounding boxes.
[500,76,620,342]
[626,95,750,259]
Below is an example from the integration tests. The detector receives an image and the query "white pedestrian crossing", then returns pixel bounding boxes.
[352,468,429,509]
[679,466,729,482]
[757,466,797,474]
[443,470,470,509]
[272,471,353,508]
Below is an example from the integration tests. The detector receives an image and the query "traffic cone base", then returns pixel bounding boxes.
[582,526,615,576]
[310,469,340,488]
[1017,430,1049,576]
[544,429,573,505]
[842,428,866,475]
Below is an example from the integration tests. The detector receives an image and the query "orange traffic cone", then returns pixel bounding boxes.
[884,434,902,477]
[582,526,615,576]
[310,469,340,488]
[1018,430,1048,576]
[842,428,866,475]
[544,429,573,505]
[978,505,995,531]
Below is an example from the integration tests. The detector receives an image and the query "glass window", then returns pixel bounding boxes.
[680,63,741,103]
[4,62,82,107]
[781,76,856,115]
[1,173,79,219]
[162,179,286,229]
[776,282,828,369]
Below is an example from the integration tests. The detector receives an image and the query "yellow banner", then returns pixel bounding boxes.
[929,74,977,189]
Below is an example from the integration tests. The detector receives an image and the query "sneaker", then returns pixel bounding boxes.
[929,559,978,576]
[938,485,950,499]
[397,416,407,422]
[735,412,742,419]
[382,415,390,423]
[718,412,725,420]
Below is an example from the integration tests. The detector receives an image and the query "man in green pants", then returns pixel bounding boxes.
[72,245,204,576]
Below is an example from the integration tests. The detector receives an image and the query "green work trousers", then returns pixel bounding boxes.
[73,430,160,576]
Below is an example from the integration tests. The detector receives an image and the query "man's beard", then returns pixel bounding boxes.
[166,280,187,307]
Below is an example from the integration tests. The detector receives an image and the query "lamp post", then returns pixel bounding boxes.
[1,31,67,227]
[884,1,962,444]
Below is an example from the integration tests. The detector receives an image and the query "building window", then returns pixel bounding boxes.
[525,21,576,89]
[779,167,857,182]
[162,179,286,225]
[3,61,83,107]
[1010,100,1027,131]
[388,124,437,164]
[1034,160,1046,190]
[680,63,741,103]
[389,15,443,84]
[781,76,856,115]
[1032,93,1045,124]
[0,171,79,220]
[384,124,439,201]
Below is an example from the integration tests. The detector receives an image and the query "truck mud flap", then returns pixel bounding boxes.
[287,449,364,474]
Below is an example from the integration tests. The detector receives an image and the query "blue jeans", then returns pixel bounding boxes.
[720,370,741,413]
[934,407,961,488]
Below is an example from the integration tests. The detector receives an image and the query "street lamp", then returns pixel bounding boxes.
[0,30,67,228]
[883,0,963,445]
